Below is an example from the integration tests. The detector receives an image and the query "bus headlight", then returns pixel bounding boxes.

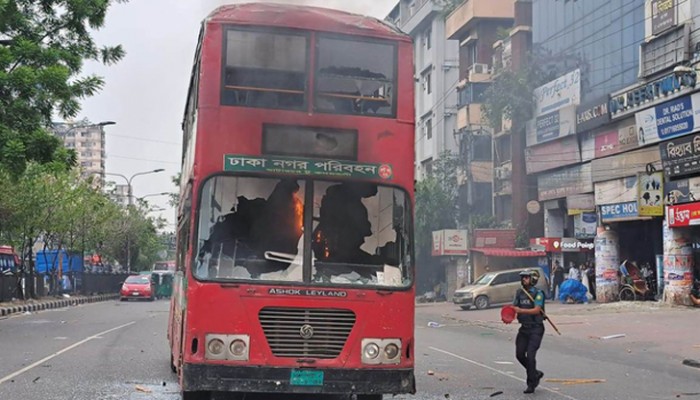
[384,343,400,360]
[228,335,250,361]
[364,343,380,359]
[207,338,225,356]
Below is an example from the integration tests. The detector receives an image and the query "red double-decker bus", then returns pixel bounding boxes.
[169,3,415,399]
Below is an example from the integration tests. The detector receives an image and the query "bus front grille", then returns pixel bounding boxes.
[259,307,356,359]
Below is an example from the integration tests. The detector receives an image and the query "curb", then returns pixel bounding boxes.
[0,294,119,317]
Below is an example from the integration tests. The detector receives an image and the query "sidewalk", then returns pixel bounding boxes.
[419,300,700,362]
[0,293,119,317]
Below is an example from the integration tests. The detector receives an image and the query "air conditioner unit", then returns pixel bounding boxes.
[472,63,489,74]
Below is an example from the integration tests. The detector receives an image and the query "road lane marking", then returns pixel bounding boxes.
[0,321,136,386]
[429,346,582,400]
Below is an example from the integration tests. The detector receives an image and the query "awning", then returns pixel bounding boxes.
[470,248,547,258]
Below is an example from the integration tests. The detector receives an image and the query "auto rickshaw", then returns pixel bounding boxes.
[151,271,173,299]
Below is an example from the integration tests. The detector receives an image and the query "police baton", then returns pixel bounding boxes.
[521,286,561,335]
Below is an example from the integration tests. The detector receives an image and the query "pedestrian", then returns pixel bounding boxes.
[568,261,580,281]
[586,261,596,300]
[512,269,546,394]
[551,260,564,300]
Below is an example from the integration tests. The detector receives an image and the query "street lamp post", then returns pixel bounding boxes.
[105,169,165,272]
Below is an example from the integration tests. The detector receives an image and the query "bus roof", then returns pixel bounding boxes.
[206,2,409,42]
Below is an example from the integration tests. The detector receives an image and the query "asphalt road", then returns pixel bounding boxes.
[0,300,698,400]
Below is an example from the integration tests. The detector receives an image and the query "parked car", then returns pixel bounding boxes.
[120,275,155,301]
[453,267,549,310]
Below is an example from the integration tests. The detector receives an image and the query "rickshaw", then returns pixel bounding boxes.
[618,261,652,301]
[151,271,173,299]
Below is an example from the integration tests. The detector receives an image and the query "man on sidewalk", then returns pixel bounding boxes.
[512,270,546,394]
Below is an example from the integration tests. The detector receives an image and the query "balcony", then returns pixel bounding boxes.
[446,0,515,40]
[457,103,484,130]
[401,0,440,35]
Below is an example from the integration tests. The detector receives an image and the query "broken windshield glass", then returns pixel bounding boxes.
[314,35,395,117]
[195,176,411,287]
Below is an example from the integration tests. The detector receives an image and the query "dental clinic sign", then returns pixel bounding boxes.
[635,92,700,147]
[534,69,581,115]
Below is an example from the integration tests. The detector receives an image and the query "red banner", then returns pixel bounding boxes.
[667,202,700,227]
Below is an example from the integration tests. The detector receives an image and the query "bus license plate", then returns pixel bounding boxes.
[290,369,323,386]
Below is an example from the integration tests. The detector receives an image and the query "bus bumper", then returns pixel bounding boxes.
[182,364,416,395]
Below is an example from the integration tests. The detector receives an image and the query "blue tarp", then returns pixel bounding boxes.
[35,250,83,274]
[558,279,589,303]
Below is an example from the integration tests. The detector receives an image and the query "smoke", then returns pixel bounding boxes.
[201,0,394,19]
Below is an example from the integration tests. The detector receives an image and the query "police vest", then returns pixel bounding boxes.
[514,287,545,325]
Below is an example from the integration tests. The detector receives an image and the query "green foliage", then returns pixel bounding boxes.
[436,0,464,17]
[414,151,460,262]
[0,0,126,177]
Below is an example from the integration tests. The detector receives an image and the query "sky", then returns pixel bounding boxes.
[78,0,397,231]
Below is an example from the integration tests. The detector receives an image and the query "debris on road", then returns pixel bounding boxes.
[32,377,40,383]
[682,359,700,369]
[494,361,514,365]
[427,321,443,328]
[490,391,503,397]
[427,370,435,375]
[545,378,606,385]
[600,334,626,340]
[135,385,152,393]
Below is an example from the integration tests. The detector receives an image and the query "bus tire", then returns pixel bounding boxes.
[182,391,209,400]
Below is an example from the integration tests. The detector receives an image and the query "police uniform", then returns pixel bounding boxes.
[513,280,545,392]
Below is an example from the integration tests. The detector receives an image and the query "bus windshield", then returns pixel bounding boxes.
[195,176,411,288]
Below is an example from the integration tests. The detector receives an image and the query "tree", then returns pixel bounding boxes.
[0,0,126,177]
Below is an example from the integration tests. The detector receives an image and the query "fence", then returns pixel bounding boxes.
[0,273,129,302]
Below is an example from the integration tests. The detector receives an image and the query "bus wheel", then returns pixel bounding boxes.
[169,353,177,374]
[182,391,209,400]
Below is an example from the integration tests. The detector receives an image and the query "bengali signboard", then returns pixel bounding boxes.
[659,133,700,179]
[666,202,700,227]
[637,171,664,216]
[537,163,593,201]
[432,230,469,256]
[594,122,639,159]
[534,69,581,115]
[223,155,393,180]
[635,92,700,147]
[652,0,676,36]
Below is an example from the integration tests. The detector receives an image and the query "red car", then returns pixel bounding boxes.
[120,275,154,301]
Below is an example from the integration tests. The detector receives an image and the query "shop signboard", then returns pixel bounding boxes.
[651,0,676,36]
[576,95,610,132]
[567,194,595,215]
[526,106,577,147]
[600,201,639,222]
[432,229,469,256]
[473,229,516,248]
[574,212,598,239]
[659,132,700,179]
[635,92,700,147]
[560,237,595,252]
[525,135,580,174]
[594,122,639,159]
[538,163,593,201]
[664,176,700,205]
[529,237,559,252]
[591,146,661,182]
[637,171,664,216]
[534,69,581,115]
[666,202,700,227]
[595,176,638,205]
[610,70,696,117]
[580,131,595,162]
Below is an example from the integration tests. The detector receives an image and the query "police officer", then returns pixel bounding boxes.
[512,269,546,394]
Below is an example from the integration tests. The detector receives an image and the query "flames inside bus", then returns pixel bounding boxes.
[195,176,411,287]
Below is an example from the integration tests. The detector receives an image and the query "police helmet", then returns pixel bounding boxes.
[519,269,540,285]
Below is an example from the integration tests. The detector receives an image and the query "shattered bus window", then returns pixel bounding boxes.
[196,177,305,282]
[314,35,395,117]
[311,182,410,287]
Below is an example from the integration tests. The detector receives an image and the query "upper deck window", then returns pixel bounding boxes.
[222,28,308,110]
[315,35,396,117]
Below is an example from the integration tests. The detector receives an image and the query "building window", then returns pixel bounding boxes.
[425,119,433,140]
[423,72,432,94]
[425,29,432,50]
[422,158,433,175]
[471,135,492,161]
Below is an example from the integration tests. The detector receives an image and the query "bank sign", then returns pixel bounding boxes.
[635,92,700,147]
[600,201,639,222]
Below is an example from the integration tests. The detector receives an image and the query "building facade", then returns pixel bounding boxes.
[386,0,460,180]
[52,122,107,182]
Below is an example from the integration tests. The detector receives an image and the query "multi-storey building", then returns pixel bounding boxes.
[386,0,460,180]
[52,122,107,182]
[445,0,516,222]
